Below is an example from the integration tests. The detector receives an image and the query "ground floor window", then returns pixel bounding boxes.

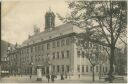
[96,66,98,72]
[82,65,84,72]
[66,65,69,73]
[42,68,45,74]
[77,65,80,72]
[100,66,101,72]
[62,65,64,72]
[103,67,105,73]
[46,67,49,74]
[86,65,88,72]
[52,65,55,72]
[57,65,59,72]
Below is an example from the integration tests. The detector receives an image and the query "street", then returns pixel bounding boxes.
[0,75,127,83]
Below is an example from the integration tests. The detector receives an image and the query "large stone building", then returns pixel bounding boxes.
[9,10,110,76]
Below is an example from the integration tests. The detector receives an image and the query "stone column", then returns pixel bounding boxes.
[37,67,42,81]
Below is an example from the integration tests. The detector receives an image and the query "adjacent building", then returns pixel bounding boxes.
[1,40,14,76]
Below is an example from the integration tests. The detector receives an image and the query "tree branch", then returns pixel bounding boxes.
[119,36,127,45]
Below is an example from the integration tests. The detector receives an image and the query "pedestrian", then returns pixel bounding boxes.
[61,74,64,80]
[46,74,50,83]
[65,73,67,79]
[51,74,55,83]
[30,75,32,79]
[78,74,80,78]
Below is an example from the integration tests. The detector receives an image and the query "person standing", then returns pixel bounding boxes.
[78,74,80,78]
[30,75,32,79]
[51,74,55,83]
[65,73,67,79]
[61,73,64,80]
[46,74,50,83]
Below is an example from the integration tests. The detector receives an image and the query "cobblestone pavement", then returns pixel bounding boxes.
[0,75,127,83]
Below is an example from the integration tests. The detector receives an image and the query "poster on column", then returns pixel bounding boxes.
[37,69,42,78]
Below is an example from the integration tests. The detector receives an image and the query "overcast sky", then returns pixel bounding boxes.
[2,0,70,44]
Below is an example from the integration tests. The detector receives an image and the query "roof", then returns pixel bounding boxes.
[1,40,14,58]
[21,23,85,47]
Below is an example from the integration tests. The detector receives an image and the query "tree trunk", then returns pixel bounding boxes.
[92,66,95,82]
[108,45,115,83]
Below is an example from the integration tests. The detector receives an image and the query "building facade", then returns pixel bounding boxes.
[9,10,110,76]
[1,40,14,76]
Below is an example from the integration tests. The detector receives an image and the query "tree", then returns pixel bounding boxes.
[58,1,127,82]
[75,30,107,82]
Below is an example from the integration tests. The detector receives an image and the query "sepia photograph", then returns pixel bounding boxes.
[0,0,127,83]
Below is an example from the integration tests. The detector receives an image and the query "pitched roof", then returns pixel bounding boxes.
[1,40,14,59]
[21,23,84,47]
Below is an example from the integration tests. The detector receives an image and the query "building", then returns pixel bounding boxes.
[9,10,110,76]
[1,40,14,76]
[114,45,127,75]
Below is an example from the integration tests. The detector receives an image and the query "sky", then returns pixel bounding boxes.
[2,0,70,44]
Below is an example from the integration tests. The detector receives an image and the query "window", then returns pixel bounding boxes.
[105,67,107,72]
[57,40,60,47]
[42,57,44,61]
[103,67,104,72]
[38,55,40,61]
[52,41,55,48]
[57,65,59,72]
[31,47,33,52]
[62,65,64,72]
[96,66,98,72]
[53,53,55,59]
[57,52,59,59]
[21,50,22,54]
[77,65,80,72]
[61,39,65,46]
[66,65,69,73]
[77,51,80,57]
[47,43,50,50]
[35,46,37,52]
[100,66,101,72]
[99,45,101,50]
[67,50,69,58]
[27,48,29,54]
[90,42,93,47]
[38,45,41,51]
[66,38,69,45]
[82,51,84,58]
[53,65,55,72]
[61,51,64,59]
[42,44,44,50]
[47,53,49,59]
[82,65,84,72]
[86,65,88,72]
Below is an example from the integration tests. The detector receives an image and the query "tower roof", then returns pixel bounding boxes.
[45,8,55,17]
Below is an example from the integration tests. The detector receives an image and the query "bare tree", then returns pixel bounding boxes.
[75,30,107,82]
[58,1,127,82]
